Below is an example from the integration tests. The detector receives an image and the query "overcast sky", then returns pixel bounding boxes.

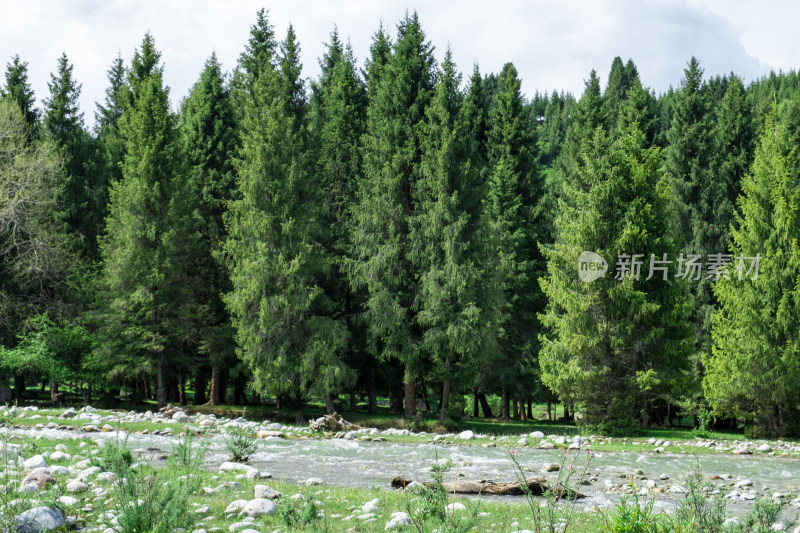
[2,1,798,128]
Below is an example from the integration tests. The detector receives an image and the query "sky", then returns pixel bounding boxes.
[1,0,798,128]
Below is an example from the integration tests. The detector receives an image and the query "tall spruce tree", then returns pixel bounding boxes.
[540,122,693,433]
[311,29,368,413]
[98,33,201,407]
[42,53,96,256]
[180,53,237,405]
[348,13,435,418]
[412,50,481,424]
[224,21,349,422]
[3,56,39,136]
[705,105,800,437]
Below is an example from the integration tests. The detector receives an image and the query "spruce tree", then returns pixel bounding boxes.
[98,34,200,407]
[43,53,95,256]
[411,50,481,424]
[705,105,800,437]
[311,29,368,412]
[180,53,238,405]
[540,122,693,433]
[3,56,39,137]
[348,13,435,418]
[223,22,349,422]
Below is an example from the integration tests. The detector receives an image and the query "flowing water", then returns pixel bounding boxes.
[10,426,800,513]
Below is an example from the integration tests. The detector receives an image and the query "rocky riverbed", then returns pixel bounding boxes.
[2,405,800,532]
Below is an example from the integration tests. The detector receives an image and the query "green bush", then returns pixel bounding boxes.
[276,494,323,530]
[223,424,257,462]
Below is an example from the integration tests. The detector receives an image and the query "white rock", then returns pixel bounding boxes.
[239,498,277,517]
[539,441,556,450]
[228,522,257,533]
[362,498,380,513]
[16,507,64,533]
[66,480,88,493]
[219,462,258,475]
[254,485,281,500]
[456,430,475,440]
[305,477,323,486]
[445,502,466,513]
[554,436,566,445]
[529,431,545,439]
[224,500,249,514]
[23,455,47,470]
[735,479,753,488]
[385,512,412,530]
[172,411,190,423]
[57,496,79,506]
[49,451,70,461]
[757,443,772,452]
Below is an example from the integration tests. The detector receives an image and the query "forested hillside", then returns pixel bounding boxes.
[2,10,799,438]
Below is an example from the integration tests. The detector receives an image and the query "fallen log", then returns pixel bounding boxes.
[391,476,585,499]
[309,412,360,432]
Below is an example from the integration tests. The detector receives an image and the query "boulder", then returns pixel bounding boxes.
[362,498,380,513]
[254,485,282,500]
[457,430,475,440]
[445,502,466,513]
[219,462,258,475]
[22,470,55,489]
[172,411,190,423]
[0,384,12,403]
[224,500,248,514]
[16,507,64,533]
[239,498,277,517]
[228,522,257,533]
[256,430,285,439]
[305,477,323,486]
[529,431,545,439]
[23,455,47,470]
[66,480,89,493]
[385,512,412,530]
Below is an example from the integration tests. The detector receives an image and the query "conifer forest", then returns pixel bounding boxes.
[5,8,800,440]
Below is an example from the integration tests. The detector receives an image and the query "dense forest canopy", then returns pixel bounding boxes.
[2,10,800,438]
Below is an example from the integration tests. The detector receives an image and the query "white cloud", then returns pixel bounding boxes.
[0,0,791,128]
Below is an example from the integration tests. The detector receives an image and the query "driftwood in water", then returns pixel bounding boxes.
[390,476,585,499]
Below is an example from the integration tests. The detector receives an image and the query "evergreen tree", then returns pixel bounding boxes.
[705,105,800,437]
[3,56,39,136]
[540,123,693,433]
[224,22,349,422]
[180,53,238,405]
[98,33,200,408]
[95,55,127,185]
[411,50,481,424]
[480,62,539,418]
[348,13,435,418]
[311,29,368,412]
[42,53,96,256]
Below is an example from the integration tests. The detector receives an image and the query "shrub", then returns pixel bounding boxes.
[223,424,257,462]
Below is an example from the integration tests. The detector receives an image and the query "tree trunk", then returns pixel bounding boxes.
[421,379,431,412]
[520,398,528,422]
[251,391,261,406]
[233,374,248,406]
[324,392,336,414]
[143,378,151,401]
[526,398,533,420]
[546,399,552,421]
[478,393,493,418]
[178,374,186,406]
[349,390,358,413]
[207,365,223,405]
[13,374,25,400]
[512,398,519,419]
[194,367,207,405]
[156,356,168,409]
[83,383,92,406]
[403,362,416,418]
[501,389,510,419]
[564,403,571,422]
[440,377,451,422]
[292,395,306,424]
[473,390,479,418]
[167,376,179,403]
[50,382,59,402]
[368,371,378,414]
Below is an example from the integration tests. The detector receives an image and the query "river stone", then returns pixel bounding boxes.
[305,477,323,486]
[254,485,281,500]
[456,430,475,440]
[539,441,556,450]
[173,411,190,423]
[445,502,466,513]
[22,469,55,488]
[59,408,77,419]
[228,522,257,533]
[49,451,70,461]
[554,436,566,445]
[66,480,89,493]
[224,500,249,514]
[57,496,79,506]
[735,479,753,488]
[385,512,411,530]
[239,498,277,517]
[757,443,772,452]
[256,430,285,439]
[219,462,258,475]
[544,463,560,472]
[530,431,545,439]
[23,455,47,470]
[732,446,752,455]
[16,506,64,533]
[362,498,380,513]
